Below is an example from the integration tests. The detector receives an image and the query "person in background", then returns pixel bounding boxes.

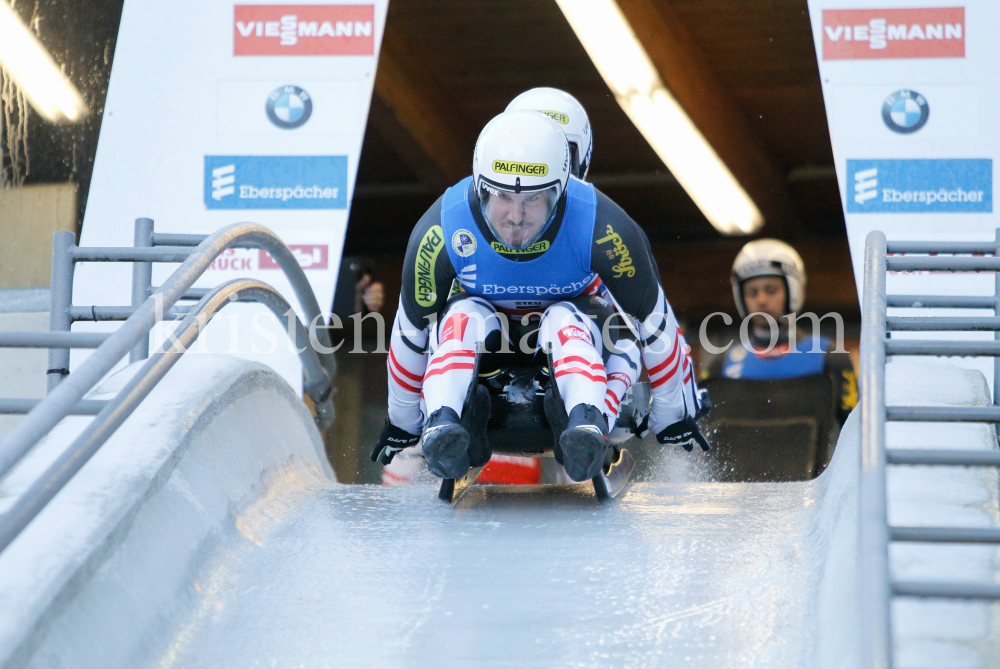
[332,257,384,322]
[700,239,857,425]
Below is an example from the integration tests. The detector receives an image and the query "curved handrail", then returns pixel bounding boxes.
[0,278,332,552]
[0,222,335,485]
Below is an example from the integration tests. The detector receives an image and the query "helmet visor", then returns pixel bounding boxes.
[481,184,559,250]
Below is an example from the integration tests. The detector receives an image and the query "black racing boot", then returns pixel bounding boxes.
[422,407,470,479]
[463,384,492,468]
[559,403,609,482]
[543,384,569,465]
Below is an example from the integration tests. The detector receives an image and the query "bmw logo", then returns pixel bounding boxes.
[266,85,313,129]
[882,89,929,134]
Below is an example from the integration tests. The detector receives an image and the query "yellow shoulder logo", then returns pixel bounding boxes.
[492,160,548,177]
[595,225,635,278]
[414,225,444,308]
[539,110,569,124]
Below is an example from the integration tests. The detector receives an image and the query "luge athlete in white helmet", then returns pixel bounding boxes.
[507,87,648,462]
[372,109,707,484]
[506,87,593,180]
[702,239,857,425]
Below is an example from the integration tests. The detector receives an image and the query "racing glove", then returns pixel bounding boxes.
[694,388,712,420]
[370,418,421,465]
[654,415,710,452]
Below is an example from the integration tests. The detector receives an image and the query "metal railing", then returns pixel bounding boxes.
[0,219,336,553]
[860,230,1000,669]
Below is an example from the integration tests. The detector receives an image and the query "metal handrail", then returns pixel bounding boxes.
[887,448,1000,466]
[860,230,891,669]
[886,241,997,254]
[0,332,110,348]
[0,278,331,552]
[0,221,337,554]
[887,406,1000,422]
[0,399,108,415]
[887,316,1000,331]
[860,229,1000,669]
[887,256,1000,272]
[886,295,996,308]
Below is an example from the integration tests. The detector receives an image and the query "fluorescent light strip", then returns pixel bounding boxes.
[555,0,763,235]
[0,0,88,123]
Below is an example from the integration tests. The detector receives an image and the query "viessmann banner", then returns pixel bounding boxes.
[75,0,388,387]
[807,2,1000,301]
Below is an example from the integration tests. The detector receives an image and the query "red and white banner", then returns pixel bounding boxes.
[210,245,330,272]
[234,5,375,56]
[821,7,965,60]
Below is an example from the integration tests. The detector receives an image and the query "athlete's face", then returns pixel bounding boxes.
[483,187,557,249]
[742,276,787,325]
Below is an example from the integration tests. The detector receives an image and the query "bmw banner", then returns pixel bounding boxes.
[73,0,389,390]
[808,0,1000,382]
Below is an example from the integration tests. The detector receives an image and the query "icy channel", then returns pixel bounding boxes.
[156,482,830,668]
[3,358,998,669]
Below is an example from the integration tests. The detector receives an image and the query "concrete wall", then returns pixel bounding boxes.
[0,184,76,289]
[0,354,333,668]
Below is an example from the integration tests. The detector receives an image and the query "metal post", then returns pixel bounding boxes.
[47,231,76,393]
[860,230,891,669]
[130,218,154,362]
[993,228,1000,427]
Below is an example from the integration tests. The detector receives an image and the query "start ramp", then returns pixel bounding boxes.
[0,357,996,668]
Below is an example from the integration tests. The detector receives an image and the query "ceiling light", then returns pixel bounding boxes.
[0,0,88,123]
[555,0,763,235]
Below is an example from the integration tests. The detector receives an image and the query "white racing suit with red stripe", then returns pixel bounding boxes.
[383,175,703,463]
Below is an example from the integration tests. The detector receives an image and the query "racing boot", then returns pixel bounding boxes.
[422,407,470,479]
[544,384,569,464]
[463,383,492,468]
[559,403,609,482]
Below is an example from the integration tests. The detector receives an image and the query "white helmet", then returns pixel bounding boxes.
[731,239,806,318]
[506,87,593,179]
[472,110,571,250]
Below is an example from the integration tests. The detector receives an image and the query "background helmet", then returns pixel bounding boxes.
[730,239,806,318]
[506,87,593,180]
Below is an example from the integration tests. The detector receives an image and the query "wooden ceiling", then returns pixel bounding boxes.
[347,0,846,260]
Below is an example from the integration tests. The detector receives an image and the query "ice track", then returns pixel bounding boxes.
[153,476,843,668]
[0,356,997,669]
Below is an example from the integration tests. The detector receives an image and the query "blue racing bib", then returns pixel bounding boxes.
[440,176,598,315]
[722,336,830,379]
